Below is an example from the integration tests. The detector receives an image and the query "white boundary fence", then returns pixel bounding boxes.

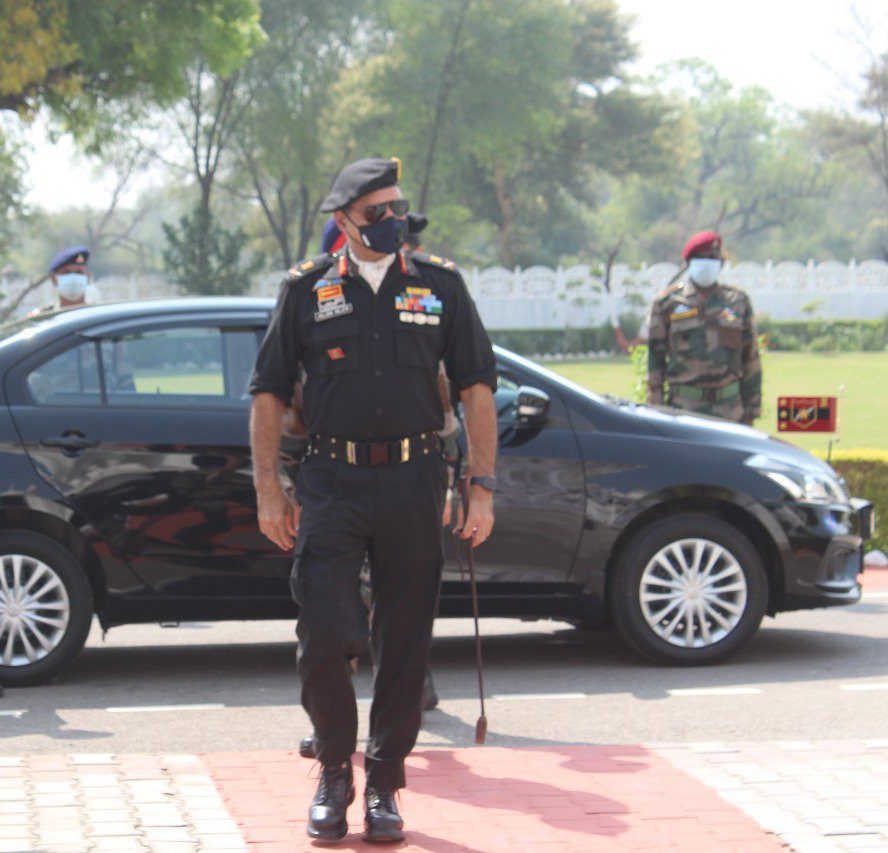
[3,259,888,327]
[462,259,888,329]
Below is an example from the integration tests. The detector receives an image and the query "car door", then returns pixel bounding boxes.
[6,313,293,598]
[444,357,587,584]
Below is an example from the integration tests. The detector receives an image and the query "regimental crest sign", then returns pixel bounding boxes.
[777,396,837,432]
[313,279,353,322]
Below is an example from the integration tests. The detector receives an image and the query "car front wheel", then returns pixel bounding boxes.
[609,514,769,665]
[0,531,94,686]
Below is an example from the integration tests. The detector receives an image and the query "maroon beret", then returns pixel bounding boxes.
[682,230,722,261]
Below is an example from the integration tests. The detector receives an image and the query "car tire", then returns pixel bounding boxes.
[0,531,94,686]
[609,514,768,666]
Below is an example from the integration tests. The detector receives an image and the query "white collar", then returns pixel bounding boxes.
[349,248,396,294]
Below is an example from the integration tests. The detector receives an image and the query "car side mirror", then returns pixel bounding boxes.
[516,386,550,425]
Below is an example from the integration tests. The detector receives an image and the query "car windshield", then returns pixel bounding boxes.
[496,348,625,407]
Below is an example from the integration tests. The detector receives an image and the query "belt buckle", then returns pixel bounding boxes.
[401,437,410,463]
[346,440,357,465]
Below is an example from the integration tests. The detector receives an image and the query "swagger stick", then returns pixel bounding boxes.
[454,475,487,744]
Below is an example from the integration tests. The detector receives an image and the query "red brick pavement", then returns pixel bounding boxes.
[862,565,888,592]
[202,746,786,851]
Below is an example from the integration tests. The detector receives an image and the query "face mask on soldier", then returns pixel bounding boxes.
[56,272,88,301]
[354,215,408,255]
[687,257,721,288]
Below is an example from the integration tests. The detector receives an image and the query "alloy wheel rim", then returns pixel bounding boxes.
[0,554,70,667]
[639,538,747,649]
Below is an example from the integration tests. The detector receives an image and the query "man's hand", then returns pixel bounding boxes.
[257,480,300,551]
[459,485,494,548]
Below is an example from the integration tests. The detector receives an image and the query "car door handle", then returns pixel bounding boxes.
[40,435,101,451]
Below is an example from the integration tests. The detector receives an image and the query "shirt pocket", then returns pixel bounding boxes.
[395,322,441,370]
[716,316,743,350]
[667,315,705,352]
[306,316,360,375]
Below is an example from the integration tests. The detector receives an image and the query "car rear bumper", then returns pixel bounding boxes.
[780,497,873,611]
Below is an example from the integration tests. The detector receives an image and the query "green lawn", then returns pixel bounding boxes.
[134,372,224,395]
[549,352,888,452]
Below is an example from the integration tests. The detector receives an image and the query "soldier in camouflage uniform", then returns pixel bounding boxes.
[646,231,761,425]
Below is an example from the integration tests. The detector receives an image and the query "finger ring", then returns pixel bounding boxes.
[472,526,478,533]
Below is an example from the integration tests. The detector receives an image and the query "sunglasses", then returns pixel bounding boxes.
[356,199,410,225]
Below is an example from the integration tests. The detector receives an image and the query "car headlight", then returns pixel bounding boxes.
[744,454,849,505]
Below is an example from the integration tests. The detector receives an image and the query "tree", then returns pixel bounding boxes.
[230,0,383,267]
[620,60,831,260]
[340,0,676,266]
[162,206,256,295]
[0,126,27,259]
[850,49,888,257]
[0,1,264,135]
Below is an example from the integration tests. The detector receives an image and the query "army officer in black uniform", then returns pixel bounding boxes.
[249,157,497,843]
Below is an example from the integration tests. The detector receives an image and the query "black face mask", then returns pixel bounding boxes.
[348,214,408,254]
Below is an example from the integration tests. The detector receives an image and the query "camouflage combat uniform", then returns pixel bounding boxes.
[646,280,761,423]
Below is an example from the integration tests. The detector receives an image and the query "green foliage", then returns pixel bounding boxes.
[813,450,888,553]
[760,318,888,352]
[630,344,648,403]
[0,128,27,260]
[0,0,264,137]
[488,326,617,356]
[230,0,380,266]
[161,207,257,296]
[338,0,673,267]
[7,2,888,273]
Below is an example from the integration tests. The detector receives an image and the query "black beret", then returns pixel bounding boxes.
[407,212,428,235]
[50,245,90,273]
[321,157,401,212]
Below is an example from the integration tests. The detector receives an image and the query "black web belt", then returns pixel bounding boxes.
[309,432,440,466]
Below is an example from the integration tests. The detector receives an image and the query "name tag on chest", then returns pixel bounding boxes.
[670,306,699,321]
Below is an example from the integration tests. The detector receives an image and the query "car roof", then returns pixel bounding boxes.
[42,296,276,326]
[2,295,517,368]
[0,297,277,359]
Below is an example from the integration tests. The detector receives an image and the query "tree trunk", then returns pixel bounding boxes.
[418,0,472,211]
[0,276,50,323]
[196,185,213,290]
[492,159,515,267]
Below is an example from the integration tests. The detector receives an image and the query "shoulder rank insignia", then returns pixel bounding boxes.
[288,253,333,279]
[413,252,456,271]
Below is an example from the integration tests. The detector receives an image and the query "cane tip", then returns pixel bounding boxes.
[474,716,487,745]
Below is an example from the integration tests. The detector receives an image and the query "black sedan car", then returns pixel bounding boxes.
[0,298,873,686]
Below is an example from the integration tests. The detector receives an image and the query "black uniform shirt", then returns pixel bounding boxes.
[249,250,496,441]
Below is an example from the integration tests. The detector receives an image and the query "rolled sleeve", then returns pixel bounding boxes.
[443,272,497,393]
[249,278,301,405]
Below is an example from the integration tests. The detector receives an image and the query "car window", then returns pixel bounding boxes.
[101,327,258,408]
[27,342,102,406]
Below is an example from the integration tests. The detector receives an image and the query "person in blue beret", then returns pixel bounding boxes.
[29,246,99,317]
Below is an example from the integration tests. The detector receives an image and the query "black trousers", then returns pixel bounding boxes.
[290,452,447,790]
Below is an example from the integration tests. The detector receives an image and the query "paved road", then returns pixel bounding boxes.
[2,589,887,755]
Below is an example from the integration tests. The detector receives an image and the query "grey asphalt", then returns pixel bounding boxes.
[2,592,886,754]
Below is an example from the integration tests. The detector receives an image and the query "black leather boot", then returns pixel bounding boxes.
[307,761,355,842]
[299,735,316,759]
[363,786,404,843]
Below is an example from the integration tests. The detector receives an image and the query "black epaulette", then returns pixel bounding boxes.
[287,253,334,281]
[411,252,457,271]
